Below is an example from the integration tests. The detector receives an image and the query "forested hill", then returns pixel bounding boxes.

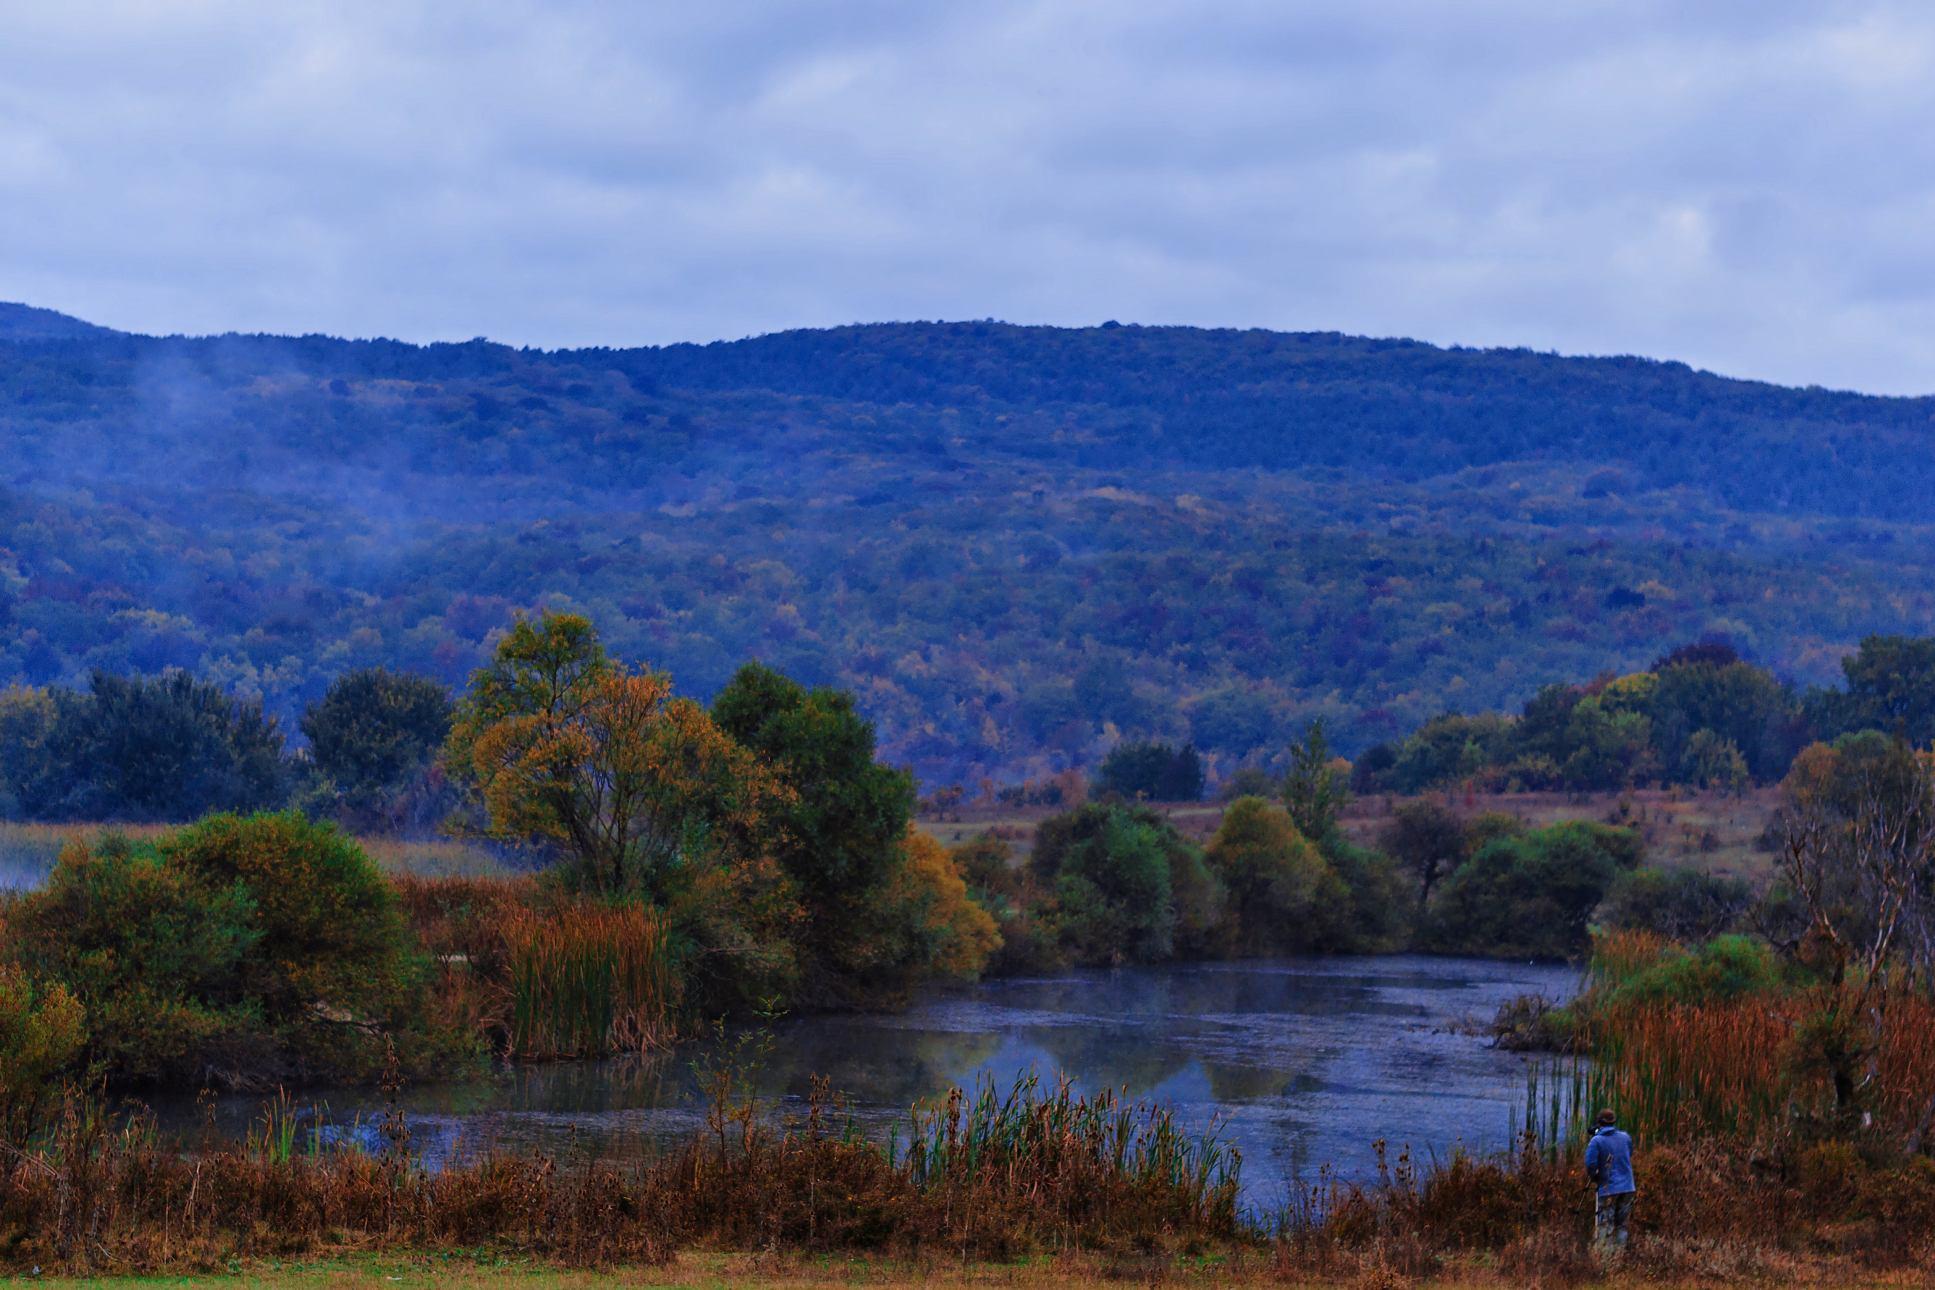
[4,306,1935,787]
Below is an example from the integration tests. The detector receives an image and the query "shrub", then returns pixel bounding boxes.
[1599,866,1753,942]
[1421,821,1642,960]
[1595,934,1785,1011]
[5,833,266,1082]
[5,813,443,1087]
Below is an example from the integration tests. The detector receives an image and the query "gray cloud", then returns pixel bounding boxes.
[3,1,1934,391]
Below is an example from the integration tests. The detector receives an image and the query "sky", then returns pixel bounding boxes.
[4,1,1935,393]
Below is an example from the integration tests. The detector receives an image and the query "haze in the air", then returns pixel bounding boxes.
[4,1,1935,392]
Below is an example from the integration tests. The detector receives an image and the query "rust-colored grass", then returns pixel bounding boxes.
[500,902,678,1058]
[0,1076,1243,1276]
[1527,992,1935,1147]
[389,873,680,1059]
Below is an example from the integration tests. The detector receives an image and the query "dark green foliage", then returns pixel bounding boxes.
[1815,634,1935,744]
[1031,801,1224,966]
[709,662,920,991]
[1421,821,1643,960]
[3,672,287,821]
[1052,812,1181,964]
[3,813,439,1086]
[1600,866,1753,942]
[300,667,452,819]
[1095,740,1203,801]
[1646,659,1801,782]
[1306,837,1411,954]
[1375,714,1519,794]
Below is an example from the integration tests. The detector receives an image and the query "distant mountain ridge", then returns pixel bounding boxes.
[0,302,113,341]
[1,307,1932,784]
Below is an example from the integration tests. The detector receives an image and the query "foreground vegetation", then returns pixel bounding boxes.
[2,1038,1932,1282]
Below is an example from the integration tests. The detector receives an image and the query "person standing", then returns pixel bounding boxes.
[1584,1108,1636,1253]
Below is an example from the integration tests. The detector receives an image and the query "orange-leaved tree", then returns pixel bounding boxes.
[446,613,788,896]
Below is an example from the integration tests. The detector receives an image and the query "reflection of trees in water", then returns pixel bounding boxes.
[1199,1057,1323,1105]
[508,1052,684,1112]
[1022,1025,1193,1098]
[757,1022,1007,1108]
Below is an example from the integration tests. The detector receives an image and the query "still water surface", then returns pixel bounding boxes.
[172,955,1575,1207]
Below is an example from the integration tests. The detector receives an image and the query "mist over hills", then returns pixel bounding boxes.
[3,306,1933,786]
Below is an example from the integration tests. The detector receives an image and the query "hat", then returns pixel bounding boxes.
[1595,1108,1617,1127]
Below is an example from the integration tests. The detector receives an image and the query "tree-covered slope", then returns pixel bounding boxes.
[3,314,1934,786]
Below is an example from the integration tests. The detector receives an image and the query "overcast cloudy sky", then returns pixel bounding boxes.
[4,1,1934,392]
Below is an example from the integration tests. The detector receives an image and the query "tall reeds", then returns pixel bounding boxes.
[902,1072,1242,1243]
[389,873,681,1059]
[502,903,679,1058]
[1523,992,1935,1148]
[0,1074,1247,1274]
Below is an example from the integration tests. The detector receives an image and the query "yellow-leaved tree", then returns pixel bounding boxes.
[446,613,788,896]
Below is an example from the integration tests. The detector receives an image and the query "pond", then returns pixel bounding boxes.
[159,954,1577,1208]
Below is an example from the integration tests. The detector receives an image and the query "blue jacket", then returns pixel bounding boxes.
[1584,1125,1635,1196]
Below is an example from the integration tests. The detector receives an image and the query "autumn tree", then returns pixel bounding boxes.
[447,614,783,896]
[878,829,1001,982]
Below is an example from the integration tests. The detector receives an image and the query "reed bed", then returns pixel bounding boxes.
[1524,993,1935,1148]
[361,836,519,878]
[0,1074,1247,1275]
[390,874,683,1059]
[901,1073,1242,1247]
[501,903,679,1058]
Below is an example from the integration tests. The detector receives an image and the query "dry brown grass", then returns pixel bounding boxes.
[0,1074,1244,1278]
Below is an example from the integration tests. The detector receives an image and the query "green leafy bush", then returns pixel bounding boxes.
[4,813,445,1087]
[1421,821,1642,960]
[1594,934,1784,1010]
[1599,866,1752,942]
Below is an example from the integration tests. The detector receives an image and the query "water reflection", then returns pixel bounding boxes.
[152,955,1575,1206]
